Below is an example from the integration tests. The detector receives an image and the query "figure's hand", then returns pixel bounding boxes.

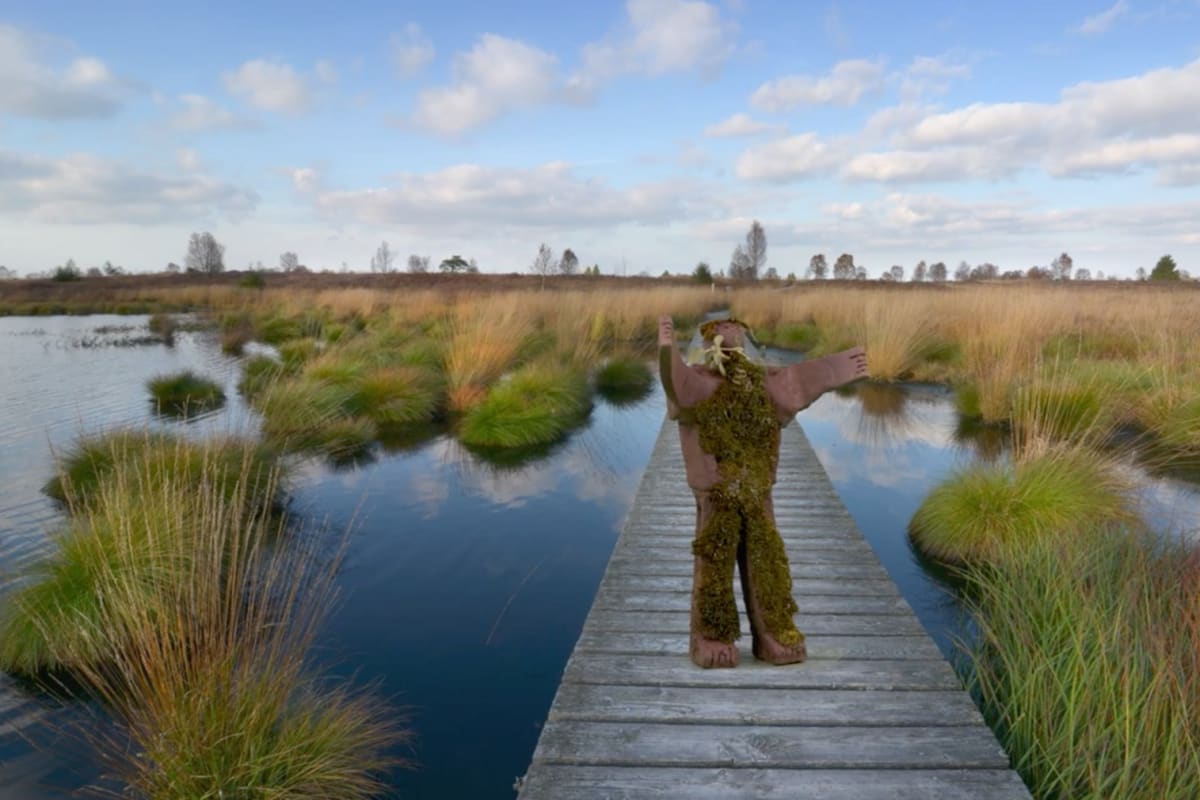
[658,315,674,347]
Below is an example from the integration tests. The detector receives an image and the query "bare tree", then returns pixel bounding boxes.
[186,232,225,274]
[807,253,827,279]
[1074,267,1092,281]
[928,261,947,282]
[889,265,904,282]
[729,245,752,279]
[729,221,766,280]
[1051,252,1074,281]
[370,241,395,273]
[912,260,927,282]
[1136,266,1147,281]
[280,251,300,272]
[531,243,555,289]
[407,254,430,273]
[833,253,856,279]
[558,248,579,275]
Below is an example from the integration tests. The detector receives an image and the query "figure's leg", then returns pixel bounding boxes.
[738,494,806,665]
[689,490,739,669]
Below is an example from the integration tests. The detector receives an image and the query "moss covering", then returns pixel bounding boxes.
[679,351,801,647]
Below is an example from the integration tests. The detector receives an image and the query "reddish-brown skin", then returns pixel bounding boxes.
[658,316,867,668]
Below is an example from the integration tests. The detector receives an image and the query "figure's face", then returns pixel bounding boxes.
[712,321,745,348]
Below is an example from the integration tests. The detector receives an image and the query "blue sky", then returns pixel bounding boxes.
[1,0,1198,278]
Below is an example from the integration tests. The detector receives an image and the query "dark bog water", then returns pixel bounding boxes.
[1,316,1197,798]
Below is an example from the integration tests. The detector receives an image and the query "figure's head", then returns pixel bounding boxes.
[700,318,750,349]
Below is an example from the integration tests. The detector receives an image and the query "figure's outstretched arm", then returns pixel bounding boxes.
[768,346,867,417]
[658,315,710,414]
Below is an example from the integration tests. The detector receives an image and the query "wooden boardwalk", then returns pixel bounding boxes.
[518,419,1031,799]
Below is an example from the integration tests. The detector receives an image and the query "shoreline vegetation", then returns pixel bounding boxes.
[2,274,1198,798]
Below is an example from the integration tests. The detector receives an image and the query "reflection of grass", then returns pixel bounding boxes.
[147,370,226,416]
[966,531,1200,800]
[595,356,653,405]
[459,364,590,449]
[908,446,1133,566]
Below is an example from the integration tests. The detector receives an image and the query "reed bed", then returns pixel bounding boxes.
[965,530,1200,800]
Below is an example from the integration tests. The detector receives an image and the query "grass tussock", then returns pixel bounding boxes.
[459,363,590,449]
[2,435,403,795]
[908,446,1134,566]
[594,356,654,405]
[147,370,226,416]
[966,531,1200,800]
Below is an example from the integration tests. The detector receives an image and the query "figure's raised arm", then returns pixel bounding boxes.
[658,315,711,412]
[767,346,867,418]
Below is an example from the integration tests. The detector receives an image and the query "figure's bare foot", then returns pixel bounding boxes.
[751,631,806,665]
[690,633,739,669]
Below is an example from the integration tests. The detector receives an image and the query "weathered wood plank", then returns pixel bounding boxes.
[531,721,1011,769]
[546,684,985,726]
[562,653,962,691]
[600,574,898,596]
[609,545,878,563]
[571,632,943,661]
[601,561,892,581]
[582,611,930,637]
[592,592,912,615]
[518,766,1031,799]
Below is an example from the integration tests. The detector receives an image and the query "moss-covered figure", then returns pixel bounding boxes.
[659,316,866,668]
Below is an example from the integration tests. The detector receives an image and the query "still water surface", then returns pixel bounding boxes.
[0,315,1196,798]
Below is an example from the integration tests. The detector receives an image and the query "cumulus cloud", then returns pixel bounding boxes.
[1076,0,1129,35]
[314,161,717,230]
[391,23,435,78]
[314,59,338,84]
[411,35,560,135]
[703,112,781,137]
[568,0,736,96]
[223,59,311,113]
[0,149,258,224]
[743,56,1200,186]
[169,94,250,131]
[735,133,842,181]
[0,24,127,119]
[750,59,884,111]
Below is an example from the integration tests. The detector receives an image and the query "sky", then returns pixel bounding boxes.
[1,0,1198,279]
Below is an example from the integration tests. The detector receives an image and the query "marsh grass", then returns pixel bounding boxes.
[238,354,287,399]
[147,370,226,417]
[965,530,1200,799]
[594,356,654,405]
[440,299,532,412]
[459,363,590,449]
[908,445,1134,566]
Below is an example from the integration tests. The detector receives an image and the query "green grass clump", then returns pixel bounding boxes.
[148,370,225,416]
[1012,379,1111,446]
[256,315,304,345]
[238,355,286,399]
[43,431,279,515]
[459,364,590,449]
[278,337,320,370]
[966,531,1200,800]
[908,447,1133,566]
[147,313,177,344]
[595,356,653,405]
[255,379,358,451]
[347,366,442,427]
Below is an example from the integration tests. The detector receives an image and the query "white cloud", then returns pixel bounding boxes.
[735,133,841,181]
[314,161,718,230]
[0,24,127,119]
[169,94,249,131]
[286,166,321,193]
[391,23,435,78]
[1076,0,1129,35]
[1051,134,1200,176]
[176,148,201,172]
[223,59,311,113]
[703,112,780,137]
[750,59,884,112]
[411,35,559,135]
[0,149,257,224]
[568,0,735,96]
[314,59,338,84]
[898,53,974,99]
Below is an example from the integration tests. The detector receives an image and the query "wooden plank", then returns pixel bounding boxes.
[601,561,892,581]
[546,684,985,726]
[518,766,1031,800]
[572,631,944,661]
[530,721,1011,769]
[591,592,912,615]
[600,574,898,596]
[609,546,878,563]
[582,611,931,637]
[562,654,962,691]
